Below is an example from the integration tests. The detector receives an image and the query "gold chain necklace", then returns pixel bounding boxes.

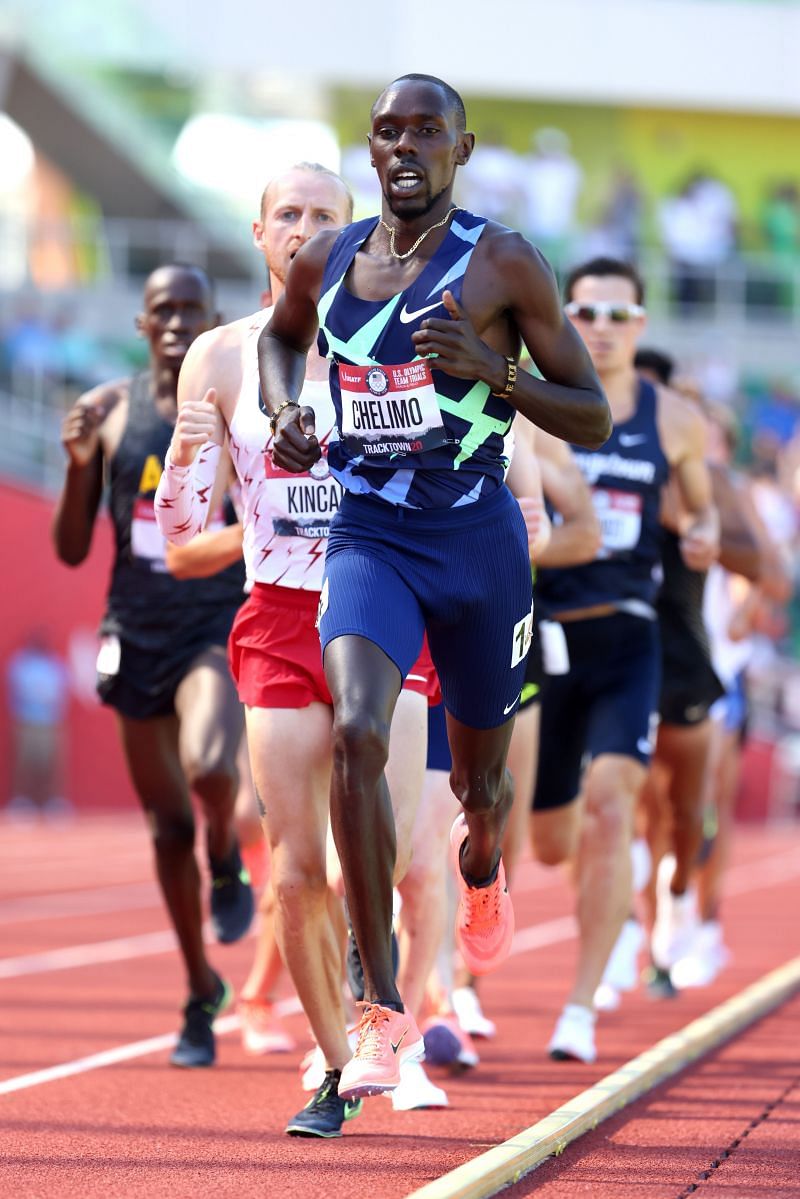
[379,206,458,260]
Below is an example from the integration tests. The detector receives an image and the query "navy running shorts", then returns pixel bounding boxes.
[533,611,660,811]
[319,486,533,730]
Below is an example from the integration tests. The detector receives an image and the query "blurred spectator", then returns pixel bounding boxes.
[762,182,800,259]
[6,629,71,820]
[659,171,738,315]
[584,166,644,261]
[1,302,60,384]
[458,128,524,226]
[520,128,583,263]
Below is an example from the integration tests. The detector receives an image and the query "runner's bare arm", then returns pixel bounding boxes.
[257,232,337,473]
[412,234,611,450]
[534,430,602,568]
[52,382,124,566]
[710,464,762,581]
[506,422,552,561]
[165,522,244,579]
[660,391,719,571]
[154,331,233,545]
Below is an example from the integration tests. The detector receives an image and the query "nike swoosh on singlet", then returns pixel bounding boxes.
[398,301,444,324]
[503,693,522,716]
[619,433,647,447]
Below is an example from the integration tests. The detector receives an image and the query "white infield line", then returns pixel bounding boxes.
[0,997,302,1097]
[405,956,800,1199]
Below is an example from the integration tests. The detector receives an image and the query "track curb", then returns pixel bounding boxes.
[404,955,800,1199]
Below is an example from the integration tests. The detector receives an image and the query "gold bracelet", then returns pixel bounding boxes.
[268,399,299,434]
[491,355,518,399]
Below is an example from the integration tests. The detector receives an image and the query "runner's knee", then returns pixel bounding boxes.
[531,808,577,865]
[450,763,510,817]
[184,752,238,800]
[151,808,196,854]
[331,711,390,788]
[271,856,329,909]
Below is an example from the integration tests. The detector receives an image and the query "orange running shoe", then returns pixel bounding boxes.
[238,998,295,1055]
[450,813,515,975]
[338,1003,424,1099]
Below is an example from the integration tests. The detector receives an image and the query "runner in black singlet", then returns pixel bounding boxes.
[53,265,252,1069]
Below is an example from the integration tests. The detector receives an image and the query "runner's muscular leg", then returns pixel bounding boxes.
[569,753,645,1008]
[117,713,216,998]
[445,712,515,881]
[246,701,351,1068]
[325,634,402,1009]
[175,646,244,861]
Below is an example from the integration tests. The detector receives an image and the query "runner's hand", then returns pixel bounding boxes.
[170,389,218,467]
[411,290,509,391]
[61,399,109,468]
[518,494,552,561]
[680,521,718,572]
[271,404,320,473]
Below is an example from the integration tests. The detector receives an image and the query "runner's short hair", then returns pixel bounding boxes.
[372,75,467,133]
[260,163,354,223]
[564,257,646,306]
[634,348,674,386]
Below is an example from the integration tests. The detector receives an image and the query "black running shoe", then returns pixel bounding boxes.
[170,973,232,1068]
[643,963,679,1000]
[209,839,254,944]
[285,1069,363,1138]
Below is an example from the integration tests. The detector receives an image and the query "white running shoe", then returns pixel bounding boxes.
[593,983,621,1012]
[451,986,497,1039]
[671,921,730,989]
[651,855,699,971]
[548,1004,597,1064]
[388,1059,449,1111]
[631,837,652,894]
[300,1044,326,1092]
[301,1027,358,1091]
[601,918,645,994]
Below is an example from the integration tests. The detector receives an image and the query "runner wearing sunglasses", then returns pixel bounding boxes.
[530,256,719,1065]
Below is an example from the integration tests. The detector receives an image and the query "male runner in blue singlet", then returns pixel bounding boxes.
[257,74,612,1099]
[532,258,719,1064]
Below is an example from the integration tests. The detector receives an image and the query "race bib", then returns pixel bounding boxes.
[593,489,643,557]
[131,497,168,570]
[511,607,534,668]
[338,360,447,457]
[263,451,342,539]
[131,496,226,570]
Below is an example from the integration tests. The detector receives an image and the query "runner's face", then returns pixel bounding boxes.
[369,82,470,219]
[138,269,215,368]
[567,276,645,375]
[254,171,351,285]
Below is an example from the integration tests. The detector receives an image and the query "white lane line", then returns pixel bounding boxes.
[0,883,161,925]
[0,930,179,979]
[1,847,798,984]
[0,918,253,981]
[0,997,302,1097]
[2,847,800,1097]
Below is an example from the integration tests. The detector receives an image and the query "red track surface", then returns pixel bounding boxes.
[1,814,798,1198]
